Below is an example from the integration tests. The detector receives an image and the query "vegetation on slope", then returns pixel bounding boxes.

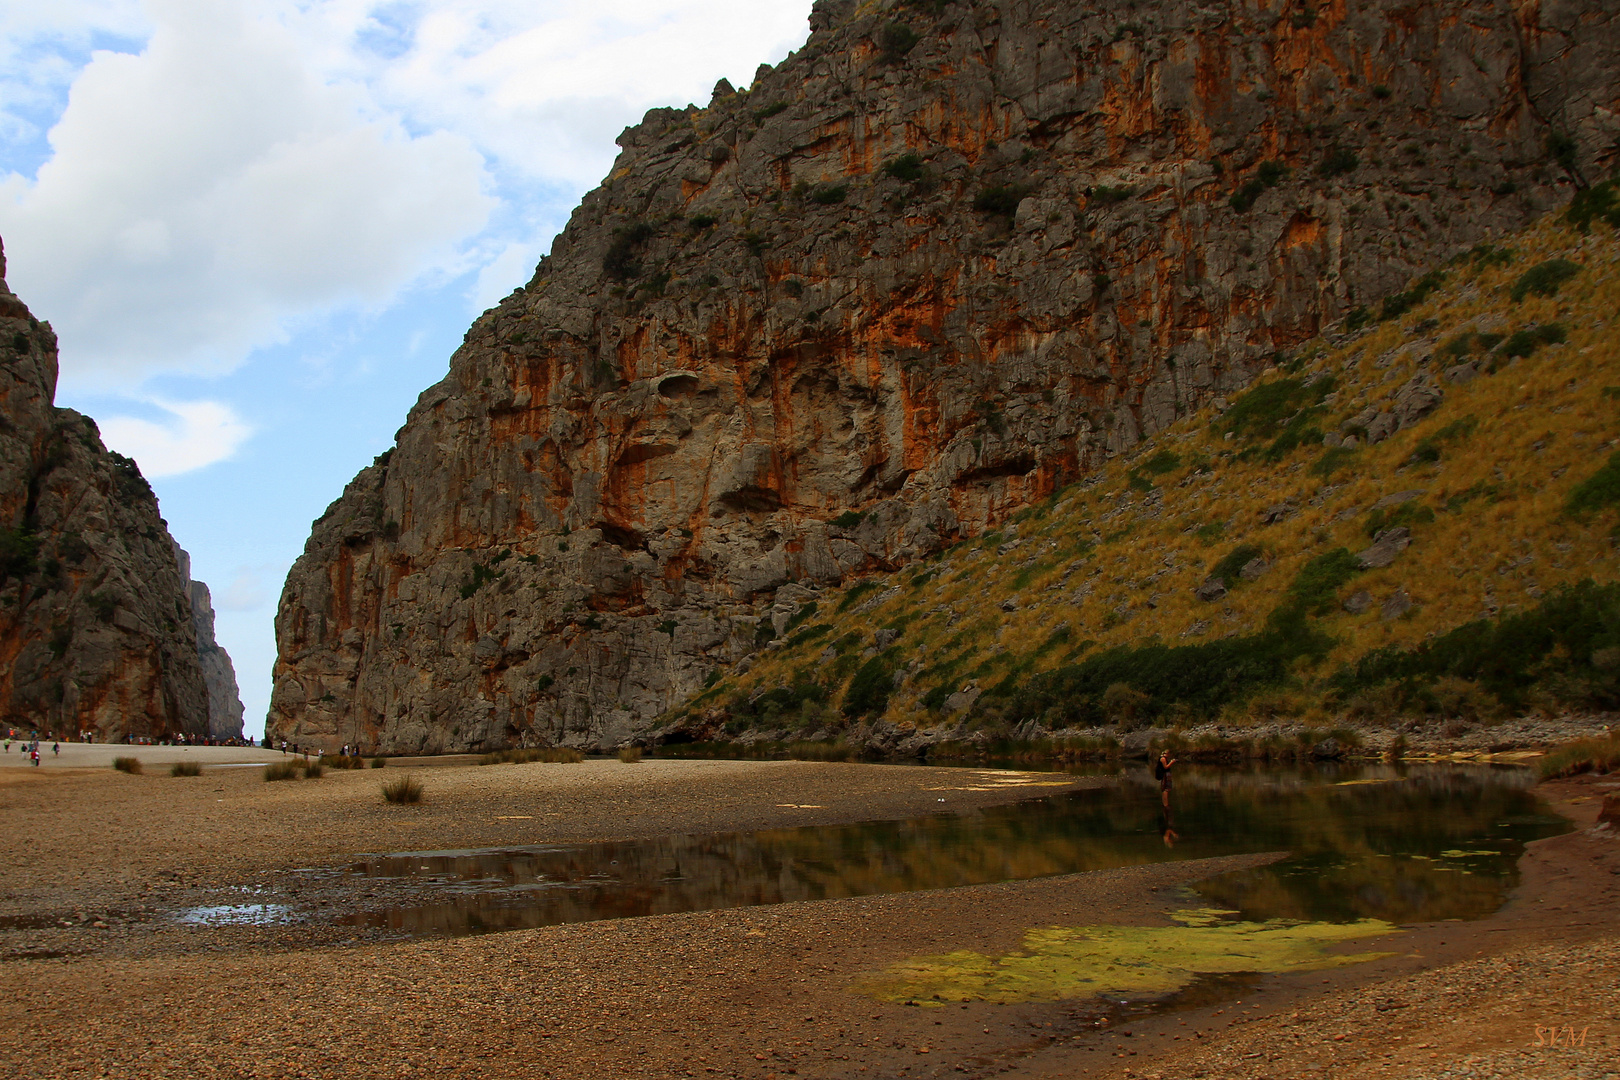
[662,205,1620,747]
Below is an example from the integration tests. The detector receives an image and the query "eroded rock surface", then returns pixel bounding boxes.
[0,240,240,740]
[270,0,1620,753]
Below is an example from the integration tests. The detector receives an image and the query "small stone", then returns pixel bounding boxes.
[1343,589,1373,614]
[1195,578,1228,602]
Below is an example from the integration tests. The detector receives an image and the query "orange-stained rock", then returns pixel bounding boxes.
[269,0,1620,753]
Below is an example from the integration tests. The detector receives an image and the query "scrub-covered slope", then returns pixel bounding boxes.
[271,0,1620,753]
[672,198,1620,752]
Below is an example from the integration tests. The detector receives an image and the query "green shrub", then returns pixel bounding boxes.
[1333,580,1620,710]
[0,527,39,582]
[1345,306,1373,332]
[1283,547,1361,616]
[459,562,500,600]
[1140,449,1181,476]
[809,183,847,205]
[843,654,896,717]
[1208,543,1264,588]
[381,775,424,804]
[1565,181,1620,233]
[830,510,865,529]
[1318,147,1359,177]
[1216,376,1334,442]
[112,756,142,775]
[602,222,655,281]
[1090,185,1132,204]
[836,580,883,613]
[878,22,921,61]
[1363,501,1435,538]
[1309,446,1357,478]
[1229,179,1266,213]
[1509,259,1580,302]
[1379,270,1445,321]
[688,214,718,230]
[369,756,387,769]
[170,761,201,777]
[882,153,925,182]
[1496,323,1565,359]
[753,102,789,122]
[1371,85,1392,100]
[973,184,1027,217]
[1257,160,1289,186]
[1566,452,1620,517]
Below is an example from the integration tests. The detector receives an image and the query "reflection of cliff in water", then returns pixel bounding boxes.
[338,764,1566,939]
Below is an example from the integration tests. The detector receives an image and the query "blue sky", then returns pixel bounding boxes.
[0,0,811,736]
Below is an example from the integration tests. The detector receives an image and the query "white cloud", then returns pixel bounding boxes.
[218,563,278,612]
[98,396,253,477]
[0,0,494,387]
[0,1,810,385]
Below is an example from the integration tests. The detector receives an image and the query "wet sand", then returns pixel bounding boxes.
[0,758,1614,1079]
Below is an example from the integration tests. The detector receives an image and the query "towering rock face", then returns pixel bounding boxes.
[270,0,1620,754]
[174,546,247,739]
[0,239,242,741]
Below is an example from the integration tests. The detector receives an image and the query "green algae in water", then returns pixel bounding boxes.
[854,908,1400,1005]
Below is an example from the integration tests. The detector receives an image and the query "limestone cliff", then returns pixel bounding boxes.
[174,546,246,739]
[270,0,1620,753]
[0,238,241,741]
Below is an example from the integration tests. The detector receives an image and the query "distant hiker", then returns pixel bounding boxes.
[51,742,59,756]
[1154,750,1176,809]
[30,747,40,767]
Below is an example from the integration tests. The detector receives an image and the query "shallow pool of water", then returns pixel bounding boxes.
[333,762,1565,939]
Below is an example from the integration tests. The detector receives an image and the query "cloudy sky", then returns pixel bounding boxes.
[0,0,811,736]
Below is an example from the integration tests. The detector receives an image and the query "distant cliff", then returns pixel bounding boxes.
[270,0,1620,753]
[0,238,243,741]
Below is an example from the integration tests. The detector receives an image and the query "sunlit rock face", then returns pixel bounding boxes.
[0,239,241,741]
[269,0,1620,754]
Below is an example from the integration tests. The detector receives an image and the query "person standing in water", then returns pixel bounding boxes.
[1154,749,1176,810]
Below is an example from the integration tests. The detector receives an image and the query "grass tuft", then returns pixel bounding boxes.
[1537,735,1620,780]
[112,756,142,775]
[381,774,425,804]
[479,747,585,765]
[617,746,644,763]
[170,760,201,777]
[264,761,301,782]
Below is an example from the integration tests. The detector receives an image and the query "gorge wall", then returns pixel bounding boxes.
[0,239,244,741]
[269,0,1620,753]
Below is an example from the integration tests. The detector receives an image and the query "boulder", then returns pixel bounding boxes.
[1357,527,1413,569]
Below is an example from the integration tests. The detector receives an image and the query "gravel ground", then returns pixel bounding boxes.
[0,761,1613,1079]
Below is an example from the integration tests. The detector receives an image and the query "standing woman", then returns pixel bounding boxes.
[1154,749,1176,809]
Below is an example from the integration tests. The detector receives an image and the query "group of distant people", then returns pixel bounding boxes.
[2,731,56,766]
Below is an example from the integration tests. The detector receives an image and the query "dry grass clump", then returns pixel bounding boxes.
[170,760,201,777]
[369,756,388,769]
[479,747,585,765]
[1537,734,1620,780]
[303,762,325,779]
[381,774,424,804]
[112,756,142,775]
[617,746,644,763]
[319,754,365,770]
[263,761,301,781]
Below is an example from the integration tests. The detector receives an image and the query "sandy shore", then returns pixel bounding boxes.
[0,757,1613,1079]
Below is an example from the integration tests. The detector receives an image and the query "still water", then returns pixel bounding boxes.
[334,762,1566,939]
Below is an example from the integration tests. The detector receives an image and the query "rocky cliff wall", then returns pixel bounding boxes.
[270,0,1620,754]
[0,238,238,741]
[173,546,246,739]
